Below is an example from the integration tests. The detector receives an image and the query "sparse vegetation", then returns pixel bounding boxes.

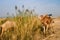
[0,5,54,40]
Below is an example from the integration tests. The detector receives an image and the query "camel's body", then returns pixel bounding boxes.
[39,14,54,34]
[0,20,16,35]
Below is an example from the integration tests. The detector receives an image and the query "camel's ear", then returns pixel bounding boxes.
[0,26,2,35]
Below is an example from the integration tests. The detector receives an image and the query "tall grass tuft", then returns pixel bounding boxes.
[0,5,53,40]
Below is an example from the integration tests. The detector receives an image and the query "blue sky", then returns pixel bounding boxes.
[0,0,60,17]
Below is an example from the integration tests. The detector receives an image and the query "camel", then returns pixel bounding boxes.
[0,20,16,35]
[39,14,54,34]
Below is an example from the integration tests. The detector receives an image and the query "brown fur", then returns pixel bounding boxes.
[39,14,54,34]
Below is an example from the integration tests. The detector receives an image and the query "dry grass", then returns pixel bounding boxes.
[0,7,54,40]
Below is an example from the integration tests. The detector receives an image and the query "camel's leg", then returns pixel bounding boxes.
[49,24,55,34]
[46,25,49,32]
[43,26,45,34]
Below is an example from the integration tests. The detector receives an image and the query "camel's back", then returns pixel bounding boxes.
[1,20,16,31]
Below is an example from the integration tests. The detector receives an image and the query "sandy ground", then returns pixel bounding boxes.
[44,18,60,40]
[29,18,60,40]
[0,18,60,40]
